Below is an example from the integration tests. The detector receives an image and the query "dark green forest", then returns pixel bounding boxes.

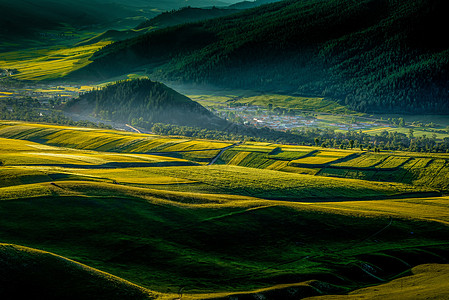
[135,6,240,30]
[64,79,227,129]
[74,0,449,114]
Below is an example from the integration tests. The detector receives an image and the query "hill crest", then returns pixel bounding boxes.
[65,78,227,129]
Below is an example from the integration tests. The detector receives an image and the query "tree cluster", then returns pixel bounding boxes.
[0,97,111,129]
[151,122,449,153]
[65,78,226,129]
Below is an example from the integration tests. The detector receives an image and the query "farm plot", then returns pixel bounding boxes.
[232,144,276,153]
[289,150,355,167]
[410,159,449,191]
[332,154,410,170]
[174,150,222,163]
[318,155,449,192]
[220,149,287,169]
[267,147,312,160]
[332,154,388,168]
[375,156,411,169]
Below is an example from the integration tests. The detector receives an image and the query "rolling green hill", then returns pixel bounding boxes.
[0,122,449,299]
[0,244,158,300]
[304,263,449,300]
[74,0,449,114]
[64,78,228,129]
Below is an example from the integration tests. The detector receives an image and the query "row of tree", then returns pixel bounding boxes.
[151,123,449,153]
[0,98,111,129]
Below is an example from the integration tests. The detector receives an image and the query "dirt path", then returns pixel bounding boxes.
[208,141,242,165]
[125,124,141,133]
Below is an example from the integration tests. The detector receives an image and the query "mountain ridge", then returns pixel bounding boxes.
[71,0,449,114]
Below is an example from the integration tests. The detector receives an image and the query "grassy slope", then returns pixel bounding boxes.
[0,243,160,300]
[0,42,110,80]
[0,122,233,152]
[218,143,449,192]
[0,0,232,80]
[0,122,448,298]
[0,181,448,297]
[305,264,449,300]
[189,94,356,115]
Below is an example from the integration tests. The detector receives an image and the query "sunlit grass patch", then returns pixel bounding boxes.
[267,149,311,160]
[0,145,188,167]
[79,169,196,185]
[376,156,410,169]
[333,154,388,168]
[265,160,289,170]
[0,42,110,80]
[128,165,434,200]
[312,196,449,225]
[290,150,355,166]
[228,151,251,165]
[233,144,276,153]
[302,263,449,300]
[177,150,221,163]
[0,137,54,151]
[191,94,356,114]
[158,140,232,152]
[0,122,231,154]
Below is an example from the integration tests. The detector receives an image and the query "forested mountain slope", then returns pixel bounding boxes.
[65,79,227,129]
[74,0,449,113]
[0,0,233,50]
[135,7,241,30]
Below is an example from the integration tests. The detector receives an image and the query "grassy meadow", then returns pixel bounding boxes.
[189,94,356,115]
[1,121,449,299]
[0,42,109,80]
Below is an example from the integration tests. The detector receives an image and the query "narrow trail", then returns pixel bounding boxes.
[208,141,242,165]
[125,124,141,133]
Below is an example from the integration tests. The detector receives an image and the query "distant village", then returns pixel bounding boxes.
[215,105,389,132]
